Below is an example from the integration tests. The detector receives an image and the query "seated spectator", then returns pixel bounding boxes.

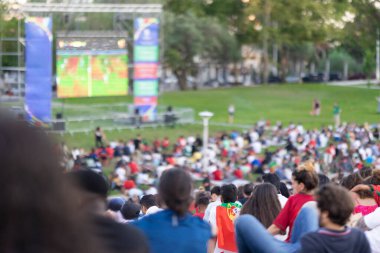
[204,186,222,222]
[239,183,254,205]
[299,184,370,253]
[194,196,210,219]
[209,184,242,253]
[262,173,289,207]
[133,168,213,253]
[235,184,370,253]
[341,173,378,216]
[267,161,318,241]
[355,207,380,253]
[240,183,281,229]
[68,170,149,253]
[121,201,141,221]
[140,194,161,216]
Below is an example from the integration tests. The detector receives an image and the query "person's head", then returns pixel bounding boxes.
[318,174,330,188]
[0,111,104,253]
[279,182,290,198]
[316,184,354,227]
[121,201,141,220]
[364,170,380,185]
[158,168,192,216]
[140,194,157,214]
[243,183,254,198]
[240,183,281,228]
[340,173,363,190]
[262,173,281,192]
[195,196,210,213]
[107,197,125,212]
[210,186,221,202]
[221,184,238,203]
[292,162,319,194]
[67,169,109,213]
[359,168,373,179]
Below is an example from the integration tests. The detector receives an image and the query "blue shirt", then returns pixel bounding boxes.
[133,210,212,253]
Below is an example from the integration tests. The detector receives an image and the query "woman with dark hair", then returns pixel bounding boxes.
[267,161,319,242]
[241,183,281,228]
[341,172,378,216]
[262,173,289,207]
[133,168,213,253]
[0,112,106,253]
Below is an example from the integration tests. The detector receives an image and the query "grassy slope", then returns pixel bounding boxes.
[58,84,380,149]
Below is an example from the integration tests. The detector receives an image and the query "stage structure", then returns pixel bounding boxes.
[133,18,160,121]
[25,17,53,126]
[12,2,163,127]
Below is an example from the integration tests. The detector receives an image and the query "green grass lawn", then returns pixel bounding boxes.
[57,84,380,149]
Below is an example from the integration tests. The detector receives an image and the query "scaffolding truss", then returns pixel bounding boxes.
[21,3,163,14]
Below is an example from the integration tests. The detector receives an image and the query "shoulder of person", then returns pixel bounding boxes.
[300,232,322,251]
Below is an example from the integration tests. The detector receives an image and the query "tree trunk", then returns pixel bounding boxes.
[279,47,288,82]
[343,61,348,80]
[174,70,187,91]
[262,0,271,84]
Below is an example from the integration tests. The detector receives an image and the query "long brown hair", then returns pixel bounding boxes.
[240,183,282,228]
[0,112,105,253]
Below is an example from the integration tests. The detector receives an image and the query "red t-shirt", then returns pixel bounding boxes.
[273,193,314,242]
[123,180,136,190]
[212,170,223,181]
[129,162,139,174]
[193,212,205,219]
[233,169,243,179]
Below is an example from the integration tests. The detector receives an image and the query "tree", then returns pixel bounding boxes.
[163,11,240,90]
[163,12,204,90]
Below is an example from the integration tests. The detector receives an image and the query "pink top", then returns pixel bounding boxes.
[354,205,378,216]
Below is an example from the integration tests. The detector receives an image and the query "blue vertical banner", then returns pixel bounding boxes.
[25,17,53,126]
[134,18,159,122]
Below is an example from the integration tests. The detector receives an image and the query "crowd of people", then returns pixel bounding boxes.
[2,111,380,253]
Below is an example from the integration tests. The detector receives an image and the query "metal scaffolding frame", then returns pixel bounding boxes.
[0,2,163,100]
[21,3,162,15]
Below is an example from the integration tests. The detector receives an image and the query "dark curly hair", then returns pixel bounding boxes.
[316,184,354,226]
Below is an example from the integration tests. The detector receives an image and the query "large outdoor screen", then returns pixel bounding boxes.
[56,36,128,98]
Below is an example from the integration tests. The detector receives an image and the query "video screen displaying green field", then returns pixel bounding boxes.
[57,54,128,98]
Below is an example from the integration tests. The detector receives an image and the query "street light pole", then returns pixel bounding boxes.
[199,111,213,172]
[376,29,380,83]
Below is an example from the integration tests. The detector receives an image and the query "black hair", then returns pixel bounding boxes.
[318,174,330,188]
[243,183,254,196]
[196,196,210,207]
[221,184,238,203]
[279,182,290,198]
[140,194,157,209]
[211,186,221,196]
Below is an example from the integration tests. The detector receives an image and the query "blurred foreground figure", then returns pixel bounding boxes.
[67,169,149,253]
[0,112,105,253]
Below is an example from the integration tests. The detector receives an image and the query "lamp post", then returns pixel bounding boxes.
[199,111,213,171]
